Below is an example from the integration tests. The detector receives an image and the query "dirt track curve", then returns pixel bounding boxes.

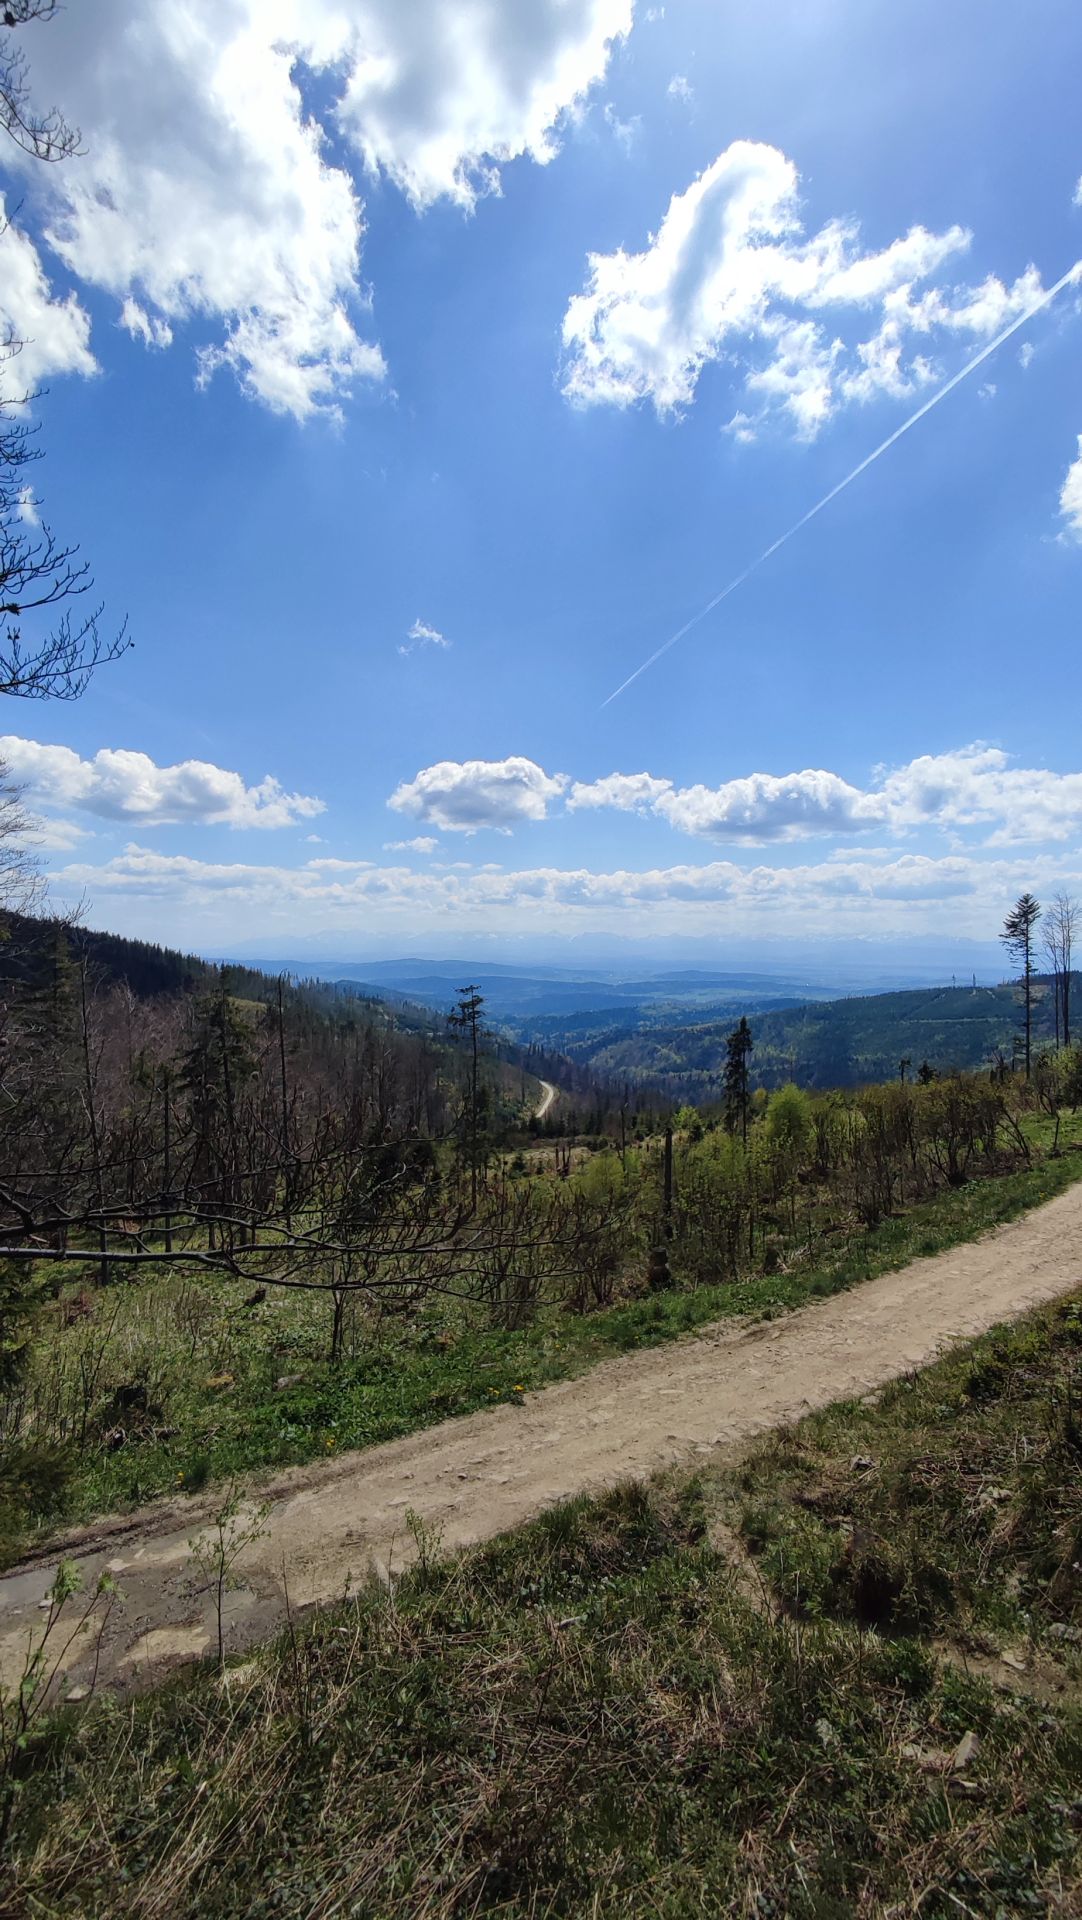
[534,1079,557,1120]
[4,1179,1082,1694]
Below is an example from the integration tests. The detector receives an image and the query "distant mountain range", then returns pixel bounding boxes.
[297,960,847,1023]
[222,931,1007,989]
[226,953,1005,1027]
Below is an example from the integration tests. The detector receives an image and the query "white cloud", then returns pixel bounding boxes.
[387,746,1082,848]
[16,485,39,526]
[574,744,1082,846]
[49,841,1082,945]
[659,769,883,841]
[4,4,388,419]
[385,836,439,854]
[1059,435,1082,540]
[26,815,90,853]
[388,756,567,832]
[572,765,881,840]
[603,102,641,152]
[1074,176,1082,209]
[0,736,325,830]
[119,297,173,351]
[5,0,630,416]
[568,772,674,813]
[0,201,96,389]
[398,618,450,657]
[877,745,1082,844]
[1019,341,1035,370]
[336,0,633,208]
[561,138,1042,436]
[723,409,757,444]
[666,74,693,104]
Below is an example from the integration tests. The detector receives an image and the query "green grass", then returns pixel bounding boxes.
[6,1117,1082,1556]
[723,1293,1082,1653]
[4,1294,1082,1916]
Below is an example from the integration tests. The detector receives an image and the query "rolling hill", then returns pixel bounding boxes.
[518,976,1076,1099]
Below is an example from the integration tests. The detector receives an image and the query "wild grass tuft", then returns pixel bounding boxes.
[3,1294,1082,1915]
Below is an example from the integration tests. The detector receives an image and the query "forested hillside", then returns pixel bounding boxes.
[0,909,661,1315]
[527,975,1079,1099]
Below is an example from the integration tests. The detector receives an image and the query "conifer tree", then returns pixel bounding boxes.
[1001,893,1042,1080]
[449,985,487,1208]
[723,1017,754,1143]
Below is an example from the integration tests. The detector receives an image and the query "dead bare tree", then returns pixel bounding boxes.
[0,2,81,164]
[0,2,128,699]
[1043,892,1077,1051]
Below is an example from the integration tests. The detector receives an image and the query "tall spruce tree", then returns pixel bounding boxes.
[1001,892,1042,1080]
[723,1017,754,1143]
[449,985,488,1208]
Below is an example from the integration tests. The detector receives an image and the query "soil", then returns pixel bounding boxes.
[4,1179,1081,1695]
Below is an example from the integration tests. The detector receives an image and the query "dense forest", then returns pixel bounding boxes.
[519,973,1080,1099]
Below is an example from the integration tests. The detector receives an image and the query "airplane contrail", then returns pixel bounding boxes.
[601,259,1082,708]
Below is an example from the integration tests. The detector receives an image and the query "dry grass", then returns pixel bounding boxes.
[3,1422,1081,1913]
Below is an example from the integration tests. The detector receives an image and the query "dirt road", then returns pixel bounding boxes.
[4,1179,1081,1694]
[534,1079,557,1120]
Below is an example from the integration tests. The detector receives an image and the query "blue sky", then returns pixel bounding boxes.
[1,0,1081,961]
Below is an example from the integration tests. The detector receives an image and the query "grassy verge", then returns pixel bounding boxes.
[723,1292,1082,1655]
[6,1117,1082,1557]
[4,1293,1081,1915]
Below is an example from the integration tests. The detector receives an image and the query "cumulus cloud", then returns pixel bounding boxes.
[0,201,96,390]
[1059,435,1082,540]
[561,138,1043,436]
[4,0,629,415]
[388,756,567,832]
[389,745,1082,847]
[50,842,1082,946]
[568,772,674,813]
[877,745,1082,845]
[385,836,439,854]
[398,618,450,657]
[572,744,1082,846]
[335,0,633,209]
[659,769,883,841]
[0,737,324,830]
[571,765,881,840]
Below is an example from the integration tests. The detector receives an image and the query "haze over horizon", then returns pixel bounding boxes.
[217,928,1011,989]
[2,1,1081,956]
